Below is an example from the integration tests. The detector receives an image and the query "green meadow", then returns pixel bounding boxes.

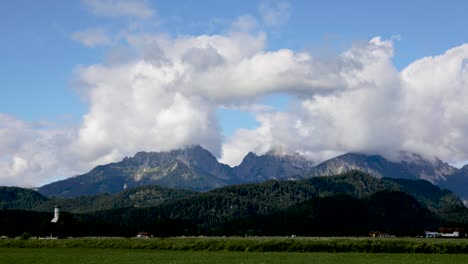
[1,237,468,253]
[1,248,468,264]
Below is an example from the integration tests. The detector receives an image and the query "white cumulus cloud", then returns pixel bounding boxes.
[221,39,468,167]
[73,60,221,166]
[0,114,78,186]
[2,18,468,187]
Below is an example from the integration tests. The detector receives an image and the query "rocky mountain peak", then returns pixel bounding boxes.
[461,164,468,172]
[36,146,468,200]
[310,152,458,184]
[265,146,292,157]
[233,150,315,182]
[170,145,217,164]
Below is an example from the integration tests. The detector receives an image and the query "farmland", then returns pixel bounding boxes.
[1,248,468,264]
[1,237,467,253]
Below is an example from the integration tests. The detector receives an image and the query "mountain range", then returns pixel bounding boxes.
[2,171,467,238]
[37,145,468,201]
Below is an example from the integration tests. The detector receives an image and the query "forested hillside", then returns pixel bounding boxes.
[1,171,466,238]
[0,187,48,209]
[0,185,196,214]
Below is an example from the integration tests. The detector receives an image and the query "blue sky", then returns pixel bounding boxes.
[2,0,468,186]
[2,0,468,130]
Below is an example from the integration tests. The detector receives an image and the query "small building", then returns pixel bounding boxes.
[439,228,465,238]
[136,232,150,238]
[369,231,390,238]
[424,231,441,238]
[425,228,465,238]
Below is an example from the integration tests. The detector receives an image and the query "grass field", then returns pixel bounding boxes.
[1,237,468,254]
[1,248,468,264]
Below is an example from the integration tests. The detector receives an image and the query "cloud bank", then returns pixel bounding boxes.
[0,115,77,186]
[223,40,468,165]
[2,3,468,186]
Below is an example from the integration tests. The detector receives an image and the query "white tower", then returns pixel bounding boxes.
[51,205,60,223]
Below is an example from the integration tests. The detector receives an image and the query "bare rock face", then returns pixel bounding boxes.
[37,146,317,198]
[440,164,468,201]
[308,152,468,200]
[310,153,456,183]
[233,151,315,182]
[38,145,235,198]
[37,145,468,201]
[309,153,397,179]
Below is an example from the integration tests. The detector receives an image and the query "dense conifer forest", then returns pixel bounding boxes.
[1,171,467,238]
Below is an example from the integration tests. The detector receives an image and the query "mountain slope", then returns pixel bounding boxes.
[38,145,235,197]
[1,185,197,213]
[34,185,197,213]
[308,152,467,199]
[111,171,463,225]
[233,191,440,236]
[232,151,315,182]
[2,171,465,237]
[0,186,49,209]
[439,165,468,203]
[36,146,468,200]
[385,178,462,212]
[76,171,462,236]
[364,190,440,235]
[309,153,457,183]
[309,153,409,179]
[38,146,316,198]
[11,170,461,214]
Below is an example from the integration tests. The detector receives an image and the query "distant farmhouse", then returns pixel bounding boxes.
[425,228,465,238]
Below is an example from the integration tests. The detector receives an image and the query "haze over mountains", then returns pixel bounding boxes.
[37,145,468,202]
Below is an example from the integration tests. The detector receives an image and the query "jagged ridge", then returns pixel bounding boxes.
[36,146,468,200]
